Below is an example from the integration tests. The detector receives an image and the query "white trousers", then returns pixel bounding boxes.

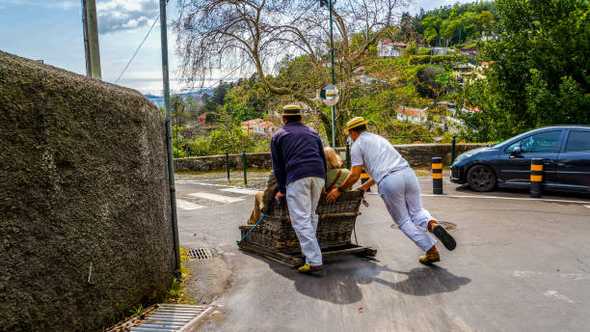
[286,177,325,266]
[379,168,437,252]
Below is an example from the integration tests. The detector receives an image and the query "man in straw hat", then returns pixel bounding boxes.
[327,117,457,265]
[271,104,327,273]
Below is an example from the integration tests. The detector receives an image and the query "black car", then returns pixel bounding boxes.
[450,126,590,193]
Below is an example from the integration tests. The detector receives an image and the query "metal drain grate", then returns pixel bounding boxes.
[129,304,215,332]
[187,248,218,261]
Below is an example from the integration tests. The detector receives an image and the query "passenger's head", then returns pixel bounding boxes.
[324,147,343,169]
[345,117,369,141]
[281,104,303,124]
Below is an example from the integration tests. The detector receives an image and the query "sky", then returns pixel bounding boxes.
[0,0,473,95]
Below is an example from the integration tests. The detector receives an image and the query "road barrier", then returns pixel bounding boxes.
[432,156,443,195]
[530,158,544,198]
[225,152,231,183]
[242,151,248,186]
[451,136,457,165]
[360,169,371,192]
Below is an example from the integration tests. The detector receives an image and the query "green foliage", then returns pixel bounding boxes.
[463,0,590,141]
[408,55,467,65]
[222,77,273,122]
[418,1,497,46]
[374,119,436,144]
[183,126,270,156]
[415,65,452,99]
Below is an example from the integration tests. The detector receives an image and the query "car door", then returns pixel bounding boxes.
[557,129,590,191]
[497,130,563,186]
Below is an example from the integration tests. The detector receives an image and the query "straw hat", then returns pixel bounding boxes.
[281,104,303,116]
[344,116,369,133]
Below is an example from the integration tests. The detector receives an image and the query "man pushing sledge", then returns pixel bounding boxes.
[271,104,326,273]
[327,117,457,265]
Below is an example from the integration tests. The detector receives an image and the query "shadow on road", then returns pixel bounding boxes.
[258,255,471,304]
[266,256,389,304]
[374,265,471,296]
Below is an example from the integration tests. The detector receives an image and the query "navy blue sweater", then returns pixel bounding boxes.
[271,122,327,193]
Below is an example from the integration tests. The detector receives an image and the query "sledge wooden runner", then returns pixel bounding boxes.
[238,190,377,267]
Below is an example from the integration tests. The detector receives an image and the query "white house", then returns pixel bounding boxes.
[378,40,407,58]
[396,106,428,124]
[241,119,277,137]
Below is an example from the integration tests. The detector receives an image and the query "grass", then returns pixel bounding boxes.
[166,247,195,304]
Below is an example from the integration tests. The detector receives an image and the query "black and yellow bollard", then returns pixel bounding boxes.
[530,158,544,198]
[360,168,371,192]
[432,156,443,195]
[241,151,248,187]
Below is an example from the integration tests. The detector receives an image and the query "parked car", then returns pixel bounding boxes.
[450,126,590,193]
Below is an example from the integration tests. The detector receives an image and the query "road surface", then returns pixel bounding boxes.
[175,174,590,332]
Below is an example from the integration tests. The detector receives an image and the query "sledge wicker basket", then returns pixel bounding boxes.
[239,190,365,253]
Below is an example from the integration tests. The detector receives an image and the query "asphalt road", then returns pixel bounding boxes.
[175,174,590,332]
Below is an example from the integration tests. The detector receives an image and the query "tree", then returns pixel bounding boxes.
[175,0,409,145]
[474,0,590,139]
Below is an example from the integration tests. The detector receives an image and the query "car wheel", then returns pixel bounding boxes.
[467,165,496,192]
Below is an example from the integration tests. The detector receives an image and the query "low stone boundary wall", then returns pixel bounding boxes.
[175,143,488,172]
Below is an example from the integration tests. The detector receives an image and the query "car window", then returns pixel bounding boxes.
[506,141,521,153]
[517,131,562,153]
[566,130,590,152]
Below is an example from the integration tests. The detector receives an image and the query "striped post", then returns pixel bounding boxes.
[530,158,544,198]
[432,156,443,195]
[360,168,371,192]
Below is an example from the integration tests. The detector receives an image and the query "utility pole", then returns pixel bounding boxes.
[321,0,338,146]
[81,0,102,79]
[327,0,337,147]
[159,0,181,278]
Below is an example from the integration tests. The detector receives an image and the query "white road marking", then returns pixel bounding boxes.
[543,290,574,304]
[188,192,244,204]
[176,199,205,210]
[220,187,259,195]
[513,270,590,281]
[585,205,590,209]
[421,194,590,205]
[176,180,229,187]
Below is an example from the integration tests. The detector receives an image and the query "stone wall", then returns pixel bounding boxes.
[174,144,488,172]
[0,51,174,331]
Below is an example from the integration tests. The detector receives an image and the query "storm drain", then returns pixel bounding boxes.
[187,248,218,262]
[128,304,215,332]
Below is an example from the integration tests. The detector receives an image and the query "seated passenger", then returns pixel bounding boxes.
[324,147,351,191]
[248,172,278,225]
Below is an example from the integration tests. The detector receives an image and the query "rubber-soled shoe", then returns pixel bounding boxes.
[432,224,457,251]
[419,251,441,265]
[298,263,323,274]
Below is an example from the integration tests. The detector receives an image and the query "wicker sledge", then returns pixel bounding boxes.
[238,190,377,267]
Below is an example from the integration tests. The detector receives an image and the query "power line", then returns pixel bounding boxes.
[115,12,160,83]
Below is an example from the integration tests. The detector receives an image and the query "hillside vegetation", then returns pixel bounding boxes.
[169,0,589,157]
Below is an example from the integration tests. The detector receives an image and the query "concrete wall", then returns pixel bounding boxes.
[0,51,174,331]
[174,144,488,172]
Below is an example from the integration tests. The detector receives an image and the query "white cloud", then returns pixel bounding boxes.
[97,0,159,34]
[1,0,79,9]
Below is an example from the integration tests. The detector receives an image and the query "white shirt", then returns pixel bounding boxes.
[350,132,409,183]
